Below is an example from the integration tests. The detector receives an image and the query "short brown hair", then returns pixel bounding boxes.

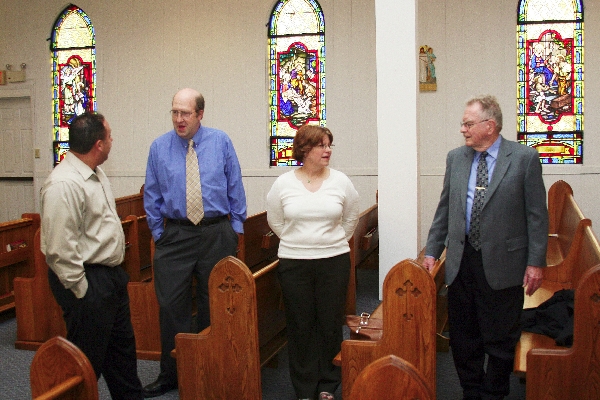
[292,125,334,163]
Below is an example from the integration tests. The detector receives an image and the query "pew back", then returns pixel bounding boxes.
[546,180,591,269]
[237,211,279,273]
[30,336,98,400]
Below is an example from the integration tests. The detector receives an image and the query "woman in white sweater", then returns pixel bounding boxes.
[267,125,360,400]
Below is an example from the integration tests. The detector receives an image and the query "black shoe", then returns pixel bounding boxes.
[143,377,177,398]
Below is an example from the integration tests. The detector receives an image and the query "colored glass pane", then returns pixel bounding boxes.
[517,0,584,164]
[268,0,326,166]
[50,5,96,166]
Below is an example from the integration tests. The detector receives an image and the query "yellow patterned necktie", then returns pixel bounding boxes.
[186,139,204,225]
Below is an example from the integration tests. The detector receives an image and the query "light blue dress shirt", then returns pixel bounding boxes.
[144,125,247,241]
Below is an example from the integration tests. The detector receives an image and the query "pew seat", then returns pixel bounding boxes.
[30,336,98,400]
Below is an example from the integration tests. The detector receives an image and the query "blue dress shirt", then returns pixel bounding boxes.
[144,125,247,241]
[465,136,502,235]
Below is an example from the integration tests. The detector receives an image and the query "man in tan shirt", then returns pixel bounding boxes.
[41,112,143,400]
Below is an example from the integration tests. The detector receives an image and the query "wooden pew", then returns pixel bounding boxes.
[14,229,67,350]
[546,180,591,269]
[514,224,600,389]
[128,212,284,361]
[114,185,145,219]
[0,213,40,314]
[237,211,279,273]
[14,216,145,351]
[525,263,600,400]
[337,258,437,399]
[346,203,379,316]
[30,336,98,400]
[349,355,433,400]
[174,256,287,399]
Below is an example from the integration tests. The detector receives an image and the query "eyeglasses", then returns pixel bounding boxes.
[316,144,335,149]
[170,110,197,120]
[460,119,490,130]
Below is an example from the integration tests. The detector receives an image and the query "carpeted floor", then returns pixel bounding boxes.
[0,267,525,399]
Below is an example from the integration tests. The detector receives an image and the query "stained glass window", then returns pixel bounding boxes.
[50,4,96,166]
[517,0,584,164]
[268,0,326,166]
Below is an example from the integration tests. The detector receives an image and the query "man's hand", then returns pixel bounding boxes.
[423,256,436,273]
[523,265,544,296]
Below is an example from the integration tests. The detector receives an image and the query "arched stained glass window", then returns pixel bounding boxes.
[517,0,584,164]
[268,0,326,166]
[50,4,96,166]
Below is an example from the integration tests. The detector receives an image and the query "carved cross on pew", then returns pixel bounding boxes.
[395,279,422,321]
[218,276,242,315]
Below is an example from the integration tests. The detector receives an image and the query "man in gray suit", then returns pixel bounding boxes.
[423,95,548,400]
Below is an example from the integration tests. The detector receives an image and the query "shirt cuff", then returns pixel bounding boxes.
[71,278,89,299]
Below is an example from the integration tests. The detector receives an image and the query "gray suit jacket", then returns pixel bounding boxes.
[425,136,548,290]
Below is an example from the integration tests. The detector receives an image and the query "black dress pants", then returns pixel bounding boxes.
[278,253,351,399]
[152,218,239,384]
[48,264,143,400]
[448,241,524,400]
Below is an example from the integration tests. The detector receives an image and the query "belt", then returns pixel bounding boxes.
[167,215,228,227]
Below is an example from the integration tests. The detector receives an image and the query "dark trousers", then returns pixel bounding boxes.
[152,219,239,383]
[278,253,351,399]
[448,241,524,400]
[48,265,143,400]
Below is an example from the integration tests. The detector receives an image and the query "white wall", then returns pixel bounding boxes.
[0,0,378,217]
[417,0,600,247]
[1,0,599,273]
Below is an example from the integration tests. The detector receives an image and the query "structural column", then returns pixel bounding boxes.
[376,0,418,296]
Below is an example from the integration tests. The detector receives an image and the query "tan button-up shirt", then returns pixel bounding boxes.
[41,152,125,298]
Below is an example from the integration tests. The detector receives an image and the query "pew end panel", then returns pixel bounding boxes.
[14,229,66,350]
[525,264,600,400]
[341,258,437,399]
[349,354,433,400]
[30,336,98,400]
[175,256,262,400]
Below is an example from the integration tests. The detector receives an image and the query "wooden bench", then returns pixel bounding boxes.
[546,180,591,269]
[0,213,40,314]
[121,215,152,282]
[348,354,433,400]
[14,229,67,350]
[14,215,146,351]
[115,185,145,220]
[30,336,98,400]
[128,211,284,360]
[346,203,379,316]
[336,258,438,399]
[174,256,287,399]
[237,211,279,273]
[514,224,600,396]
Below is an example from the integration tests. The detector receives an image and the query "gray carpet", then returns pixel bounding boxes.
[0,268,525,399]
